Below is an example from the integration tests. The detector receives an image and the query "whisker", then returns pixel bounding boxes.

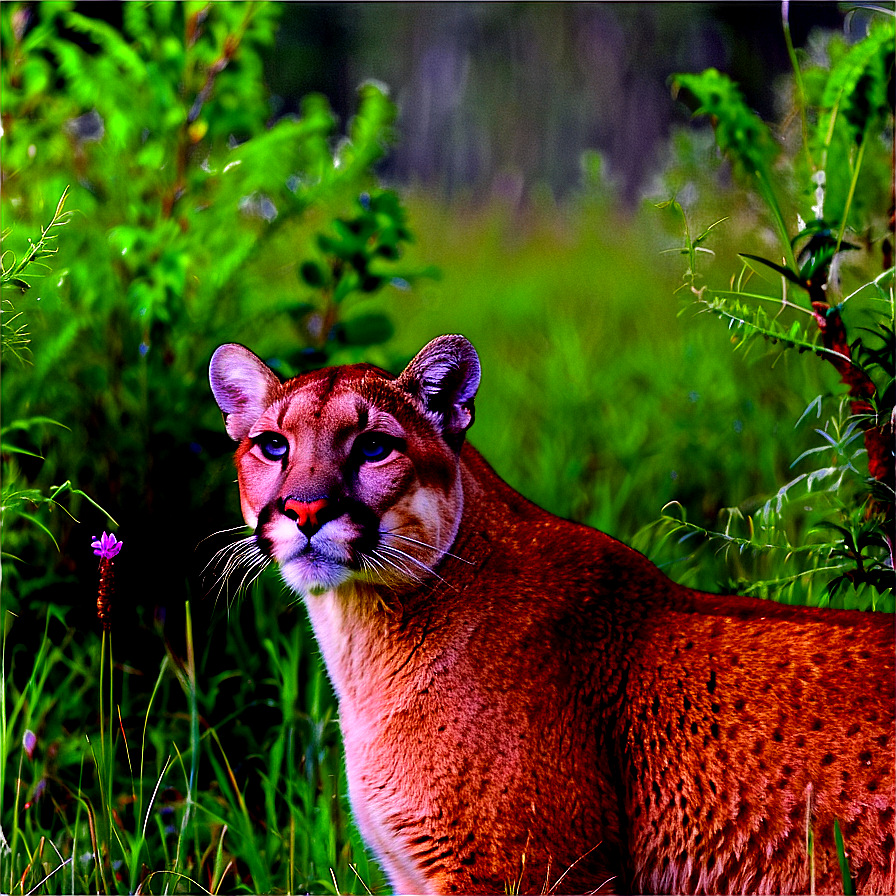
[235,559,269,594]
[359,554,393,586]
[370,548,416,576]
[376,545,448,586]
[379,544,460,593]
[356,558,400,614]
[201,535,257,578]
[370,549,424,584]
[380,530,473,565]
[357,556,374,583]
[194,524,252,550]
[362,553,391,580]
[224,542,262,573]
[200,529,269,606]
[233,547,269,584]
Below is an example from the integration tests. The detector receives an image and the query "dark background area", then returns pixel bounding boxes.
[72,2,851,203]
[275,2,850,202]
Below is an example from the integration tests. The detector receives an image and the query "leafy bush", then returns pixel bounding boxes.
[2,2,420,611]
[654,10,894,607]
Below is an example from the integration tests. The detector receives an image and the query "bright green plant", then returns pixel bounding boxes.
[1,188,116,574]
[1,2,418,892]
[1,2,419,578]
[277,186,438,376]
[1,187,70,363]
[656,11,894,607]
[0,0,423,623]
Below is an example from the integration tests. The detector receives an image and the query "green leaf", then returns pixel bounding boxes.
[672,69,795,266]
[1,416,70,436]
[819,19,894,147]
[693,217,730,246]
[15,511,61,551]
[0,443,44,458]
[672,70,780,178]
[316,233,350,261]
[833,819,856,896]
[739,254,805,288]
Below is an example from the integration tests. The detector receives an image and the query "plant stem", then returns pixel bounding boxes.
[177,601,200,877]
[782,0,814,172]
[835,139,866,258]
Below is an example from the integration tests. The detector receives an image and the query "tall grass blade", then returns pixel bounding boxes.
[833,818,855,896]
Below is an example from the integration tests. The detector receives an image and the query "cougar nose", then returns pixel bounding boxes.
[283,497,332,538]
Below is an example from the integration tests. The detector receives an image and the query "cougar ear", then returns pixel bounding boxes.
[397,335,481,445]
[209,344,281,441]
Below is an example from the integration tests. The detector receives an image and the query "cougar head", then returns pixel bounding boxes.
[209,336,480,596]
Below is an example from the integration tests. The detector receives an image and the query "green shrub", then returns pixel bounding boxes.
[654,10,894,607]
[1,2,419,612]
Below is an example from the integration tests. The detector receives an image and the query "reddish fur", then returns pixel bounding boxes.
[347,445,893,894]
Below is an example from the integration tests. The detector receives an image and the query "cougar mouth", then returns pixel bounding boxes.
[255,500,383,595]
[252,492,449,596]
[278,547,354,595]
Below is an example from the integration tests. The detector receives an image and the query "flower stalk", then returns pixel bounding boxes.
[92,532,122,631]
[92,531,123,890]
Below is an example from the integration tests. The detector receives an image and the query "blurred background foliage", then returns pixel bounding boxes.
[1,2,893,893]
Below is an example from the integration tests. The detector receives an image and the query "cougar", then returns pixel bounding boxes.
[209,334,894,895]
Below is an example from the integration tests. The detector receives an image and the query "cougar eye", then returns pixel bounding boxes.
[256,432,289,461]
[354,433,399,464]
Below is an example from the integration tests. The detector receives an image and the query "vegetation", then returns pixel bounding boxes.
[657,9,894,606]
[1,3,891,894]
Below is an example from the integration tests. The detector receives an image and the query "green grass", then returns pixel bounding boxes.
[390,194,853,590]
[3,582,379,895]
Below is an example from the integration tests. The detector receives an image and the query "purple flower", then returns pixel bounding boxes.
[23,729,37,761]
[92,532,123,560]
